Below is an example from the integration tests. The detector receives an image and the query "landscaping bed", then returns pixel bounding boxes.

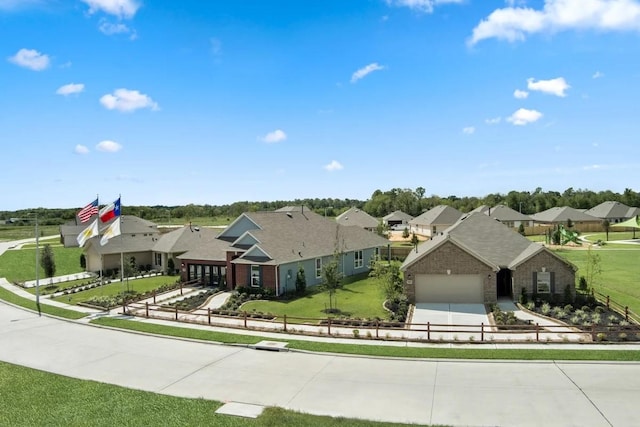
[164,288,219,311]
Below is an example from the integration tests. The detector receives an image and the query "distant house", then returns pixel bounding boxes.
[82,216,161,273]
[335,207,379,231]
[584,201,640,224]
[383,210,413,229]
[408,205,464,237]
[471,204,533,228]
[530,207,601,229]
[152,224,221,277]
[401,212,576,304]
[178,210,389,295]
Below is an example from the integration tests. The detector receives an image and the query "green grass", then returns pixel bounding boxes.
[52,275,181,305]
[24,277,97,296]
[92,317,640,361]
[0,246,84,283]
[553,248,640,315]
[0,225,61,241]
[526,234,547,242]
[0,361,415,427]
[242,275,387,322]
[582,231,639,242]
[0,287,86,320]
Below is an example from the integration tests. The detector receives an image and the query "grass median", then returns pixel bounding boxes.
[0,287,86,320]
[91,317,640,361]
[0,361,416,427]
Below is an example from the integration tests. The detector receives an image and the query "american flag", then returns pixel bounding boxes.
[78,199,99,223]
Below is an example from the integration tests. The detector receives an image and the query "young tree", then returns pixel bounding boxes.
[402,227,410,239]
[320,254,343,313]
[79,253,86,269]
[602,220,610,241]
[40,244,56,284]
[584,245,602,290]
[295,264,307,295]
[167,258,175,275]
[518,223,525,236]
[411,232,419,250]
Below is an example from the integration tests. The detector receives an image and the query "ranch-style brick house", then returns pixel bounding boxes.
[178,209,389,295]
[401,212,576,304]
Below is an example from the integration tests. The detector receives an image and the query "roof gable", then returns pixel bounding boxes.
[153,225,219,254]
[335,207,379,228]
[585,201,634,219]
[530,206,600,223]
[218,213,261,240]
[409,205,464,226]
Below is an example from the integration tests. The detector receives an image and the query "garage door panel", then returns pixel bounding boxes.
[415,274,483,304]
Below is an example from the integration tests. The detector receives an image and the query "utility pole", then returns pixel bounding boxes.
[34,213,40,315]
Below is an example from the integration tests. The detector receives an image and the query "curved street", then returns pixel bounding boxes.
[1,301,639,426]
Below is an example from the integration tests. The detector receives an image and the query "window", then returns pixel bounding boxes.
[432,226,436,235]
[315,258,322,279]
[536,271,551,294]
[251,265,261,287]
[155,253,162,266]
[354,250,363,269]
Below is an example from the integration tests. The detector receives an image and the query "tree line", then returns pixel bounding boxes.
[2,187,638,225]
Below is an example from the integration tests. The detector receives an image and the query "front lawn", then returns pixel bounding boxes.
[0,287,86,320]
[553,247,640,316]
[52,275,181,305]
[241,275,387,322]
[0,246,84,283]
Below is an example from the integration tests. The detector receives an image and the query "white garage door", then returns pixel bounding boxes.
[414,274,484,303]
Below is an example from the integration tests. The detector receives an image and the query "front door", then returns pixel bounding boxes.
[497,269,512,298]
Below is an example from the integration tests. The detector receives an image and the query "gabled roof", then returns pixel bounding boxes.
[335,207,379,229]
[87,234,158,256]
[530,206,601,223]
[585,201,637,219]
[402,212,572,272]
[177,237,232,262]
[383,210,413,222]
[408,205,464,226]
[274,205,308,212]
[230,210,388,265]
[61,215,158,237]
[475,204,532,222]
[153,225,219,254]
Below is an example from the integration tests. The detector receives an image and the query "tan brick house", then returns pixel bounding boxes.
[401,212,576,304]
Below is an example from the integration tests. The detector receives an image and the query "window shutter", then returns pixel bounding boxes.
[550,272,556,294]
[532,272,537,294]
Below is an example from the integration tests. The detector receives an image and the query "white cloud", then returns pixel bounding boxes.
[261,129,287,143]
[513,89,529,99]
[99,20,134,36]
[82,0,140,19]
[507,108,543,125]
[56,83,85,96]
[8,48,50,71]
[469,0,640,45]
[324,160,344,171]
[100,88,158,112]
[462,126,476,135]
[96,140,122,152]
[527,77,570,97]
[351,63,385,83]
[485,117,502,125]
[74,144,89,155]
[210,37,222,55]
[592,70,605,79]
[385,0,464,13]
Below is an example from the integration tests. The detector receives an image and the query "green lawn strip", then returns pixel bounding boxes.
[0,246,84,283]
[554,249,640,314]
[90,317,640,361]
[583,231,639,242]
[242,275,387,323]
[24,277,97,296]
[0,361,414,427]
[52,275,180,305]
[0,225,61,241]
[0,287,86,320]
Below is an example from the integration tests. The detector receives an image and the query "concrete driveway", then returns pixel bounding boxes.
[410,303,490,340]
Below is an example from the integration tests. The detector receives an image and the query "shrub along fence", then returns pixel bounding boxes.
[593,289,640,324]
[122,301,640,343]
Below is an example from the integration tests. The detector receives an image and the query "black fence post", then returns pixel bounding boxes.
[208,308,211,325]
[283,314,287,332]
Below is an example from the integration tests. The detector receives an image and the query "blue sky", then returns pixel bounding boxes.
[2,0,640,210]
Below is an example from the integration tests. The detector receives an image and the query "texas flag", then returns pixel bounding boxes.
[99,197,121,223]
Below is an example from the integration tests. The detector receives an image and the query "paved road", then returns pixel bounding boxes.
[1,302,639,426]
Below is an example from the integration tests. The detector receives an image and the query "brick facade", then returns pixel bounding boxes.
[403,241,495,303]
[403,241,576,304]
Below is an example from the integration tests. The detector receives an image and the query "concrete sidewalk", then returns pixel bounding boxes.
[1,301,639,426]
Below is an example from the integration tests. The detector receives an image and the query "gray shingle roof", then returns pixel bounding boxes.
[335,207,379,229]
[482,205,532,222]
[585,201,637,220]
[402,212,565,271]
[408,205,464,226]
[153,225,220,254]
[383,210,414,222]
[530,207,601,223]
